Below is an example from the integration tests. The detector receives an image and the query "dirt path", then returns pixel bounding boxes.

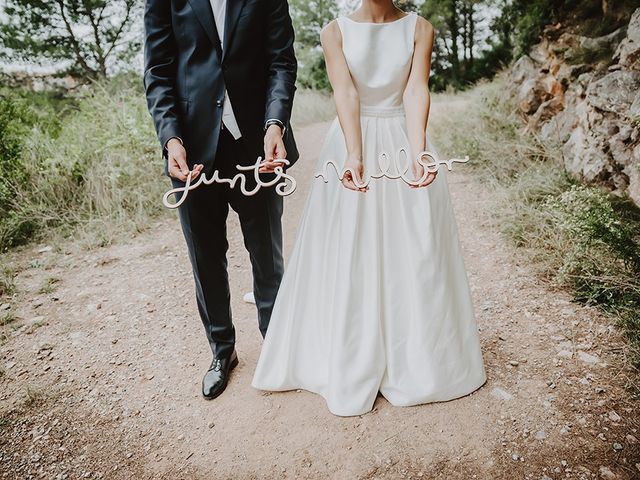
[1,105,639,479]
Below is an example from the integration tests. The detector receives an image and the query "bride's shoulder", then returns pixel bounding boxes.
[416,15,435,36]
[320,19,342,46]
[414,15,435,40]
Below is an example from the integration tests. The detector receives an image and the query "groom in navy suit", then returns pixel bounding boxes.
[143,0,298,400]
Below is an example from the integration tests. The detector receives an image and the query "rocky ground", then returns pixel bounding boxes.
[1,112,639,479]
[511,7,640,206]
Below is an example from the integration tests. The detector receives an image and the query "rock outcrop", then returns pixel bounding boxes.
[510,8,640,206]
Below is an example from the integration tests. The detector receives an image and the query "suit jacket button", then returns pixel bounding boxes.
[216,100,223,107]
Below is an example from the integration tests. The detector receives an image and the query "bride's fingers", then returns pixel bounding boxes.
[419,171,438,187]
[342,177,359,191]
[342,179,359,191]
[353,171,369,191]
[340,168,368,192]
[341,171,360,191]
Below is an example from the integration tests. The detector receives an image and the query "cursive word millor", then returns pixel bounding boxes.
[162,157,297,209]
[315,149,470,189]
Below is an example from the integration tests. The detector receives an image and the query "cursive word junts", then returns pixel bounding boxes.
[162,157,297,209]
[315,149,470,188]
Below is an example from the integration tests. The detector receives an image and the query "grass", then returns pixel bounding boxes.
[25,318,46,334]
[0,312,17,326]
[38,277,59,295]
[432,78,640,393]
[291,88,336,127]
[0,262,16,297]
[563,42,617,69]
[1,74,164,251]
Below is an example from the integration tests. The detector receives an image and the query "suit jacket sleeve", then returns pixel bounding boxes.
[143,0,182,152]
[264,0,297,127]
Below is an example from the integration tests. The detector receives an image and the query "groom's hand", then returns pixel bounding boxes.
[167,138,203,182]
[261,125,287,173]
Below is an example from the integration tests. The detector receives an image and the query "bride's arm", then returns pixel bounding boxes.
[320,21,368,192]
[403,17,436,188]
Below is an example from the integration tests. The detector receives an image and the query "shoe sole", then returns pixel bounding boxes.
[202,356,239,401]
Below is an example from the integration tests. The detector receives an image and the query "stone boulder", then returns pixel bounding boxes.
[512,8,640,207]
[517,78,551,114]
[630,90,640,118]
[562,101,610,183]
[614,8,640,69]
[586,70,640,116]
[580,27,627,55]
[510,55,539,86]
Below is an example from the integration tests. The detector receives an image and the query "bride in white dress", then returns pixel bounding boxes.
[252,1,487,417]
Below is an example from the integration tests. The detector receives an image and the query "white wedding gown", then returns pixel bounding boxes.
[252,13,486,417]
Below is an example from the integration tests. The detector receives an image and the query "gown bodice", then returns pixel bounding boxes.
[335,13,419,109]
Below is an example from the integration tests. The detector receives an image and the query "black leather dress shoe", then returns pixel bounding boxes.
[202,350,239,400]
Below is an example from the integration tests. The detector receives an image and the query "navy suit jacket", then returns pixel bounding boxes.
[143,0,299,176]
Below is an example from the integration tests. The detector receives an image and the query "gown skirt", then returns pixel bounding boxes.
[252,109,487,417]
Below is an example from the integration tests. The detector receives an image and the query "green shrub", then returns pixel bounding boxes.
[296,46,332,92]
[0,87,76,248]
[0,95,33,219]
[0,258,16,297]
[543,187,640,367]
[1,75,164,249]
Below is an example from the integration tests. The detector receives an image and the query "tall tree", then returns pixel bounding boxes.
[421,0,488,90]
[0,0,141,80]
[422,0,462,88]
[289,0,340,90]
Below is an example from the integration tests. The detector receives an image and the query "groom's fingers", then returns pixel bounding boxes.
[168,147,191,181]
[169,159,203,182]
[274,138,287,163]
[175,156,189,177]
[168,160,188,181]
[264,134,287,165]
[259,161,279,173]
[190,164,203,180]
[264,138,276,162]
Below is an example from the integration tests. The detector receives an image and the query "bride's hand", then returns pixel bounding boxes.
[410,154,437,188]
[342,155,368,192]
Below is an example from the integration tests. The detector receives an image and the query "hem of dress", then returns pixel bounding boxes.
[251,373,488,418]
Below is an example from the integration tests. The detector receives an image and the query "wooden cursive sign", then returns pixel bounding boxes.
[162,158,297,209]
[315,149,470,188]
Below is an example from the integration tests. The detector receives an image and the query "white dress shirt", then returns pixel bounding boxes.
[210,0,242,139]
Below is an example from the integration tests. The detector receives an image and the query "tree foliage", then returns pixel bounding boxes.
[498,0,640,56]
[0,0,142,80]
[421,0,496,90]
[421,0,640,90]
[290,0,339,90]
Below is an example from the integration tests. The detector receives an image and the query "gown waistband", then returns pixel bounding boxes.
[360,105,405,118]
